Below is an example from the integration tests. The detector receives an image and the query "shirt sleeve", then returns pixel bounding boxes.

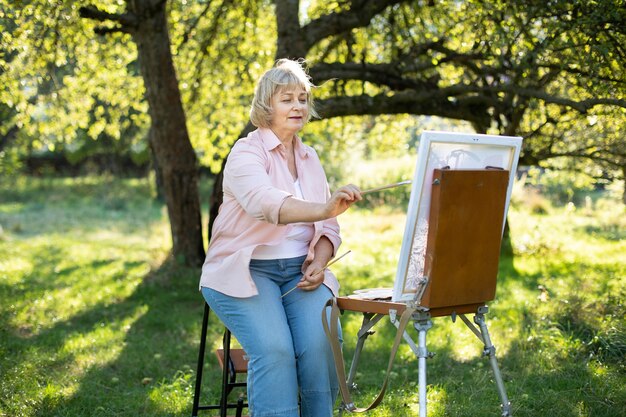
[320,217,341,256]
[224,140,292,224]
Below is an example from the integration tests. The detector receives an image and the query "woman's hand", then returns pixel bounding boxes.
[324,184,362,218]
[298,260,328,291]
[278,184,361,224]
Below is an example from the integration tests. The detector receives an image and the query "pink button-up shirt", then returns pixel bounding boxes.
[199,128,342,298]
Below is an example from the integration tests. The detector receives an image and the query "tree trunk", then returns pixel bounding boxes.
[130,0,204,266]
[0,125,18,152]
[148,126,165,202]
[500,218,513,258]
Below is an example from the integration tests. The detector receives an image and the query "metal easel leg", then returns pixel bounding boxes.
[413,313,433,417]
[460,307,512,416]
[347,313,384,388]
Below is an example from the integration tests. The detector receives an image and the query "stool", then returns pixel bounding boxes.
[192,303,249,417]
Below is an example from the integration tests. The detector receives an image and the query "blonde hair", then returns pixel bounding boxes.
[250,59,318,128]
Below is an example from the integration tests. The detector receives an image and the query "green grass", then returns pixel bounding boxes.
[1,176,624,416]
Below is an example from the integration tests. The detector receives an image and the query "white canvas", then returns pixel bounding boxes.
[392,131,523,302]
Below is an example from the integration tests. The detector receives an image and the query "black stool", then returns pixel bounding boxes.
[192,303,249,417]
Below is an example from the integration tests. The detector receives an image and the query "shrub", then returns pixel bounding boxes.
[526,166,595,206]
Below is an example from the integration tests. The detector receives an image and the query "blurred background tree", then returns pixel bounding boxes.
[2,0,624,265]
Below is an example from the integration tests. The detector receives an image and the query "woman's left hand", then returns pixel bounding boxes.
[298,261,327,291]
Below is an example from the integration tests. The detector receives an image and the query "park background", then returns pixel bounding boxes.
[1,1,624,416]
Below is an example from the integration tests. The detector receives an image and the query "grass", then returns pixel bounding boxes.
[0,176,624,417]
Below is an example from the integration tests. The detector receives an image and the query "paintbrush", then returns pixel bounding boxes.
[281,250,352,298]
[361,180,412,195]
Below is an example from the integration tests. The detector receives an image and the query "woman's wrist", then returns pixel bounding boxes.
[313,236,334,264]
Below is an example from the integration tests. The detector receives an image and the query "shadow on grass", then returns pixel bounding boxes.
[1,258,226,417]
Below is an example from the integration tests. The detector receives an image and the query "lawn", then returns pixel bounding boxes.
[0,176,624,417]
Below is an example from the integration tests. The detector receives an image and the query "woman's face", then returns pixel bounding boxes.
[269,86,309,137]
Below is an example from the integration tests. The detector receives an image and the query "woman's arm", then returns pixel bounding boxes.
[278,184,362,224]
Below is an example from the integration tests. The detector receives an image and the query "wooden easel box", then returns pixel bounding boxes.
[338,169,509,318]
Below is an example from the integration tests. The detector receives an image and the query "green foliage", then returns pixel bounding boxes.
[525,165,596,206]
[1,177,624,416]
[1,0,150,173]
[4,0,625,181]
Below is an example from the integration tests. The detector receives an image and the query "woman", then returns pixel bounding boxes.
[199,59,362,417]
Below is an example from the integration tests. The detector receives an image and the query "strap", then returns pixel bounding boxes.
[322,298,416,412]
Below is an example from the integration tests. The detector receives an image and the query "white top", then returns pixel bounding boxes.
[251,179,315,259]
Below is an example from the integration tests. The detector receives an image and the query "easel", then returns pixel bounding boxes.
[332,169,513,416]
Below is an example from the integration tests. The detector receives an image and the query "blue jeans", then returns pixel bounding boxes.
[201,255,341,417]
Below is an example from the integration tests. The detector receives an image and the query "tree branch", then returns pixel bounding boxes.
[316,89,492,128]
[309,62,437,90]
[439,83,626,113]
[302,0,404,50]
[178,0,215,48]
[536,150,625,168]
[94,25,134,35]
[309,40,479,90]
[539,63,626,85]
[78,5,138,30]
[496,86,626,112]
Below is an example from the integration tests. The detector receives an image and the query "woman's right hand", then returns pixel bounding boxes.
[324,184,362,218]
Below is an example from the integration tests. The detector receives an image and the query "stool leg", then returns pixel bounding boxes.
[191,303,211,417]
[220,329,233,417]
[236,396,244,417]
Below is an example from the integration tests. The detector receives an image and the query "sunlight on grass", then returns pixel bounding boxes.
[424,387,447,416]
[7,236,153,337]
[148,370,196,414]
[62,305,148,372]
[0,250,31,279]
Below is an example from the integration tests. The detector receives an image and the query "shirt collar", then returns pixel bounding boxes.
[259,127,309,159]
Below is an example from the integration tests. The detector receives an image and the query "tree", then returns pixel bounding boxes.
[4,0,624,257]
[78,1,205,266]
